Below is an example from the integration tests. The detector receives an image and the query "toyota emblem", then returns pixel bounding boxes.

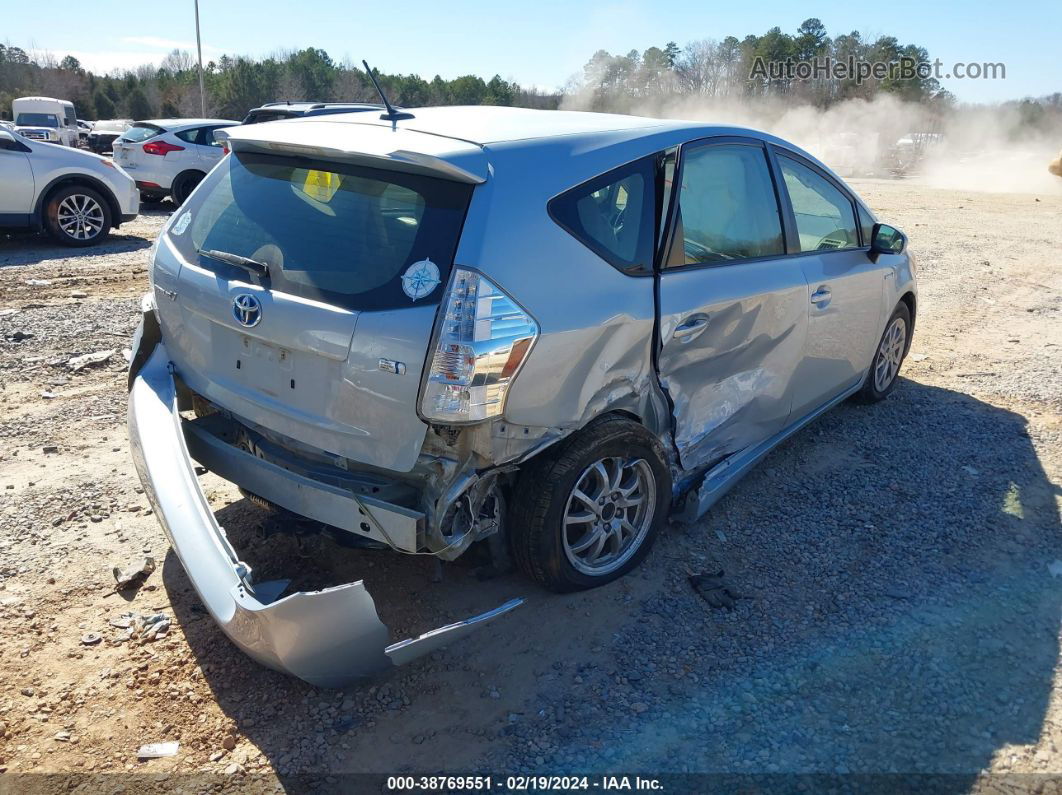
[232,293,262,328]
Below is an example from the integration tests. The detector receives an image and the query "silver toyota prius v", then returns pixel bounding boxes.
[127,106,916,686]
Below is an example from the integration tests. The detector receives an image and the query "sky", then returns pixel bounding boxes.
[5,0,1061,103]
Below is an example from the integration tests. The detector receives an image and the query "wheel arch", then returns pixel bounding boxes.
[898,291,916,354]
[173,168,206,190]
[33,174,121,231]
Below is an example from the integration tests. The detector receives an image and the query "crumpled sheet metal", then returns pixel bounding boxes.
[128,341,522,687]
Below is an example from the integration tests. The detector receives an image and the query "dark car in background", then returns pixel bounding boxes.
[87,119,133,154]
[241,101,385,124]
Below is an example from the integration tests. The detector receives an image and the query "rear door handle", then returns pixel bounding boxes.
[810,287,832,305]
[673,315,710,342]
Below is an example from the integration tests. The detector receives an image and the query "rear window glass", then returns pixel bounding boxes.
[120,124,163,143]
[16,113,59,127]
[168,152,472,311]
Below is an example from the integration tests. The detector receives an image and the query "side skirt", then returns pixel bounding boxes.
[675,381,863,523]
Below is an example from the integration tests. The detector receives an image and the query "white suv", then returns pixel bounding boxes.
[0,128,139,246]
[111,118,238,205]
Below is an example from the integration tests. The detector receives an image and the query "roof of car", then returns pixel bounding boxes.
[221,105,783,185]
[136,118,239,128]
[320,106,681,145]
[251,102,381,112]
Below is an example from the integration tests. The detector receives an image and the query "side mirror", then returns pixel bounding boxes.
[870,222,906,256]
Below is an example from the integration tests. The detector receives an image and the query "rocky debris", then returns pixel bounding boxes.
[112,556,156,591]
[137,742,179,759]
[688,569,740,609]
[109,611,171,642]
[67,349,115,372]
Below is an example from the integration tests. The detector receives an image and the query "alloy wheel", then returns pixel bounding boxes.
[562,456,656,576]
[873,316,907,392]
[57,194,105,241]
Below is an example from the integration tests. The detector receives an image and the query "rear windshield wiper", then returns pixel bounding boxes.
[198,248,270,278]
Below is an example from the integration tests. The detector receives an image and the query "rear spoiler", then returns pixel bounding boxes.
[215,122,488,185]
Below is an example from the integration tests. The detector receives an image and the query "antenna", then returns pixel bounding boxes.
[362,60,415,122]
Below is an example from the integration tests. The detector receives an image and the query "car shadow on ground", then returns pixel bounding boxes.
[0,231,152,267]
[163,379,1061,784]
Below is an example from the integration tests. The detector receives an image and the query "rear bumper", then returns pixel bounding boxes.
[127,318,522,687]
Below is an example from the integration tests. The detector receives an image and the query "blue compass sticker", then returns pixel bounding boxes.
[401,258,441,301]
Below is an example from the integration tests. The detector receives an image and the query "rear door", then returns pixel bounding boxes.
[155,151,472,472]
[656,138,808,472]
[193,125,232,170]
[772,149,886,416]
[168,127,208,173]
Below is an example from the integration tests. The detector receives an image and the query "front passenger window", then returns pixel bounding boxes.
[668,143,784,266]
[778,155,859,252]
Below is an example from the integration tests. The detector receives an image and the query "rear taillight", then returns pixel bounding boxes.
[142,140,184,156]
[420,269,538,424]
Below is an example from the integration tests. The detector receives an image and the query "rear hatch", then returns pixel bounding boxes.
[112,122,164,166]
[153,137,477,472]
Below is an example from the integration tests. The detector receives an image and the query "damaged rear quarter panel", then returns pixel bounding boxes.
[457,137,668,440]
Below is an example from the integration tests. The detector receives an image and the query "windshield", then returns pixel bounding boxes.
[119,123,163,143]
[16,113,59,128]
[168,152,472,311]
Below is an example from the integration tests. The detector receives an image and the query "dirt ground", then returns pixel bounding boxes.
[0,179,1060,789]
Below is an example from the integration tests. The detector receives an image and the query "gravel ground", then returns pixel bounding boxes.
[0,180,1059,789]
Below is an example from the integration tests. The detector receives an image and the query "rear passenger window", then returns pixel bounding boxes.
[667,143,784,266]
[778,155,859,252]
[175,128,200,144]
[198,126,226,147]
[549,157,656,275]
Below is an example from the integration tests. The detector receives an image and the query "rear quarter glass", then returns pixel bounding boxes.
[166,152,473,312]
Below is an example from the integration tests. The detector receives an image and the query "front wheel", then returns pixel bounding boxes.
[509,415,671,592]
[44,185,112,247]
[856,303,911,402]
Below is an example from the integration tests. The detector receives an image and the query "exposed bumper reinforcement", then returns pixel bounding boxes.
[128,340,522,687]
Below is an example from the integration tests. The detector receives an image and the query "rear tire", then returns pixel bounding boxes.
[171,171,204,206]
[856,303,911,403]
[44,184,112,247]
[509,415,671,592]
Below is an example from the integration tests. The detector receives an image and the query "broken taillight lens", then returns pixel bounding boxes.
[420,269,538,424]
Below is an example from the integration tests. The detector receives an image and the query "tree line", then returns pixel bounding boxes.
[569,20,953,112]
[0,45,557,121]
[2,20,1059,126]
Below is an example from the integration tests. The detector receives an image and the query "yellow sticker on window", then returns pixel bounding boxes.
[300,169,342,203]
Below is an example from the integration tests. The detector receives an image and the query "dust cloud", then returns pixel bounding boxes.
[561,91,1062,194]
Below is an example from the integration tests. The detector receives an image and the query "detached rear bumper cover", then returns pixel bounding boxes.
[128,341,521,687]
